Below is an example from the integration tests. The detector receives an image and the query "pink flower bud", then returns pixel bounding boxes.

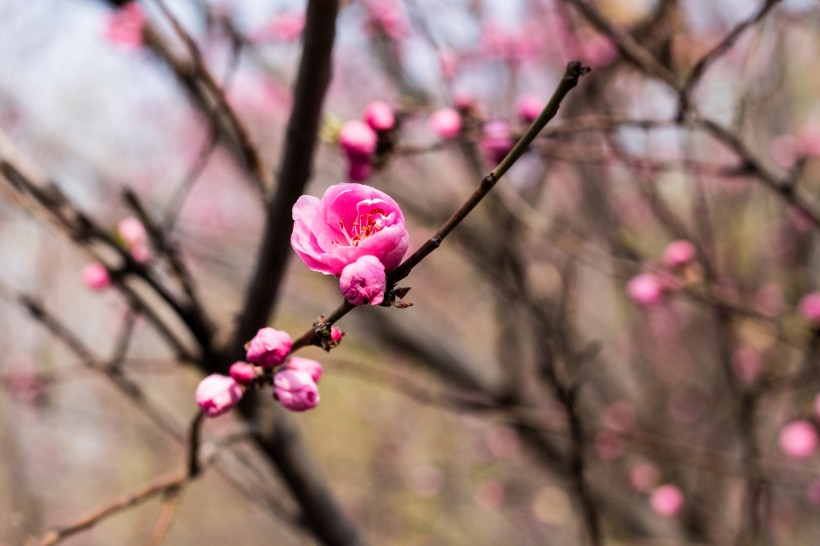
[516,94,542,124]
[363,101,395,132]
[347,158,373,182]
[627,273,665,306]
[731,347,762,383]
[650,485,683,517]
[286,356,323,383]
[104,3,146,51]
[118,217,147,248]
[274,369,320,411]
[779,420,818,459]
[229,362,258,385]
[339,120,377,159]
[629,463,660,493]
[799,292,820,324]
[601,401,635,432]
[479,121,514,165]
[83,262,110,290]
[130,243,151,264]
[339,255,386,305]
[331,326,343,344]
[428,108,462,139]
[246,327,293,368]
[662,240,696,268]
[195,374,243,417]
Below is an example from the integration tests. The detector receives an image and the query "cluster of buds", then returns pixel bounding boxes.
[338,102,397,181]
[627,240,698,307]
[195,325,343,417]
[82,217,152,291]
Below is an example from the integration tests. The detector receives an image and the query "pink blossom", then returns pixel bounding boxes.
[429,108,462,139]
[195,374,243,417]
[339,120,378,159]
[229,362,258,385]
[580,34,617,67]
[629,463,660,493]
[516,94,542,124]
[779,420,818,459]
[363,101,395,132]
[251,12,305,43]
[331,326,344,344]
[799,292,820,324]
[291,183,410,276]
[130,243,151,263]
[662,240,696,268]
[274,369,320,412]
[479,121,514,165]
[340,255,387,305]
[286,356,323,383]
[104,3,146,51]
[731,347,762,383]
[118,217,147,248]
[627,273,665,306]
[83,262,110,290]
[245,327,292,368]
[650,485,683,517]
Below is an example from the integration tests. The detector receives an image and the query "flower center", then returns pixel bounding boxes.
[339,208,393,246]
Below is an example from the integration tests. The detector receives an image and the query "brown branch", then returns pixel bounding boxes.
[678,0,781,117]
[149,0,270,195]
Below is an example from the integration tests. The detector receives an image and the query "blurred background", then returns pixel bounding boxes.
[3,0,820,544]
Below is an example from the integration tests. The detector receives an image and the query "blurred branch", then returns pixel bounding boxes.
[148,0,270,196]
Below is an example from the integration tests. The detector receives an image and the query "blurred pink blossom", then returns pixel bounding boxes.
[363,101,395,132]
[340,255,386,305]
[650,484,683,517]
[118,217,147,248]
[627,273,665,306]
[516,94,542,125]
[83,262,110,290]
[474,479,505,509]
[662,240,696,268]
[330,326,343,344]
[629,462,660,493]
[484,426,521,459]
[799,292,820,324]
[195,374,243,417]
[731,347,762,383]
[286,356,323,383]
[779,420,818,459]
[429,108,462,139]
[274,369,320,412]
[104,2,146,51]
[250,12,305,43]
[245,327,292,368]
[291,183,410,275]
[479,121,514,165]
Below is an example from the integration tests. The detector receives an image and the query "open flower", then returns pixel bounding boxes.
[291,183,409,276]
[195,374,243,417]
[340,255,386,305]
[274,369,320,412]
